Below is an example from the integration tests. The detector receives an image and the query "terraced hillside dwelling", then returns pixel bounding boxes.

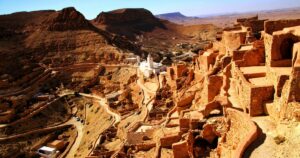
[0,2,300,158]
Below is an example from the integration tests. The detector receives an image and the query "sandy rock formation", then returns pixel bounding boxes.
[44,7,93,31]
[93,8,166,40]
[94,8,162,28]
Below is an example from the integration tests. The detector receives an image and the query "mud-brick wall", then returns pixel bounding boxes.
[266,66,289,99]
[264,19,300,35]
[160,133,181,147]
[199,53,218,72]
[135,142,156,151]
[269,33,299,67]
[203,75,223,103]
[174,64,187,79]
[172,141,190,158]
[289,43,300,102]
[222,31,247,52]
[242,20,265,34]
[176,92,195,108]
[263,33,273,67]
[179,118,189,132]
[237,80,251,112]
[219,109,258,158]
[250,86,274,116]
[232,66,252,111]
[126,129,155,145]
[172,132,194,158]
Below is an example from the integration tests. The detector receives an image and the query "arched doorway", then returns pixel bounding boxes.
[280,38,294,60]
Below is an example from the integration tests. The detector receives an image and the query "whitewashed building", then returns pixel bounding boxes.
[139,54,166,77]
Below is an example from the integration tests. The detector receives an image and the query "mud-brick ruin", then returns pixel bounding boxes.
[88,16,300,158]
[164,16,300,157]
[1,6,300,158]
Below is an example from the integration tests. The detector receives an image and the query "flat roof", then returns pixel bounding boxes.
[240,66,266,75]
[248,77,273,86]
[183,111,203,119]
[269,67,292,76]
[136,125,153,132]
[239,45,253,51]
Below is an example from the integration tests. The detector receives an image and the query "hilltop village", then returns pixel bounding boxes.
[0,7,300,158]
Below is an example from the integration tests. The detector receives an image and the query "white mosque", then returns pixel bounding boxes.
[139,54,166,78]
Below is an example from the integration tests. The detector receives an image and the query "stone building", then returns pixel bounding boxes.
[139,54,166,77]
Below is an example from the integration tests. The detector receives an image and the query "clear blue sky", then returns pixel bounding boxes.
[0,0,299,19]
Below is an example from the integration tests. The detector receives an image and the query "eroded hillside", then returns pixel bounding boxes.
[1,6,299,158]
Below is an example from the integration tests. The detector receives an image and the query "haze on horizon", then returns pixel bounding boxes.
[0,0,299,19]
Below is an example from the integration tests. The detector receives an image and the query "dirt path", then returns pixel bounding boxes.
[64,92,121,157]
[0,90,118,158]
[79,93,121,124]
[0,92,74,128]
[0,116,79,141]
[65,118,84,158]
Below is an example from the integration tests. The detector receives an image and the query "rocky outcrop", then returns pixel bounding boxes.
[95,8,160,26]
[94,8,165,37]
[0,10,55,32]
[44,7,93,31]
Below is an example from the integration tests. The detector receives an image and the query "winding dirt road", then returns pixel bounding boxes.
[64,91,121,158]
[79,93,121,124]
[65,117,83,158]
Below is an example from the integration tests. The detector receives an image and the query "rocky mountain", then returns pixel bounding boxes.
[92,8,220,61]
[0,7,219,81]
[156,12,197,23]
[0,7,146,81]
[93,8,165,38]
[157,12,187,20]
[44,7,94,31]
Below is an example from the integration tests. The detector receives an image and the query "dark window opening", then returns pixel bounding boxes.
[280,38,294,60]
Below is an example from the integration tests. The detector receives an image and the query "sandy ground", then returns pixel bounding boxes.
[161,148,173,158]
[65,118,83,158]
[73,106,113,158]
[245,116,300,158]
[79,93,121,123]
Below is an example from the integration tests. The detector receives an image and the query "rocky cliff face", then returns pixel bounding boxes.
[0,7,146,81]
[95,8,160,25]
[44,7,93,31]
[94,8,165,38]
[0,10,55,32]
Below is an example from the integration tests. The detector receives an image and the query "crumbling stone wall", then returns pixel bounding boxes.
[236,15,266,36]
[233,65,275,116]
[250,86,274,116]
[160,133,181,148]
[234,41,265,67]
[203,75,223,104]
[240,19,266,35]
[198,51,218,72]
[218,109,258,158]
[266,66,289,99]
[264,19,300,35]
[264,25,300,68]
[289,42,300,102]
[172,132,194,158]
[222,31,247,52]
[265,32,299,67]
[176,92,195,108]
